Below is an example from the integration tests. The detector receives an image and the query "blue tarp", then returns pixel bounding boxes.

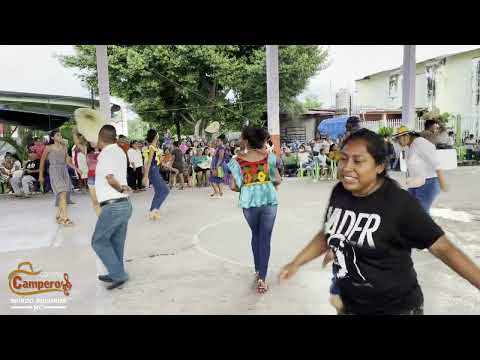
[317,115,349,139]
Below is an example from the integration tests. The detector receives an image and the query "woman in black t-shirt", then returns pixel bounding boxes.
[279,129,480,315]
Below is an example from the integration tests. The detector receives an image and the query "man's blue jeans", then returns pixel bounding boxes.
[408,177,440,212]
[149,162,169,211]
[92,199,133,282]
[242,205,277,281]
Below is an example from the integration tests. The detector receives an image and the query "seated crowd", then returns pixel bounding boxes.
[279,136,342,179]
[0,134,238,196]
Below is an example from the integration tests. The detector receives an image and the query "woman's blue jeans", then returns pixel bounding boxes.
[242,205,277,281]
[149,162,169,211]
[408,177,440,212]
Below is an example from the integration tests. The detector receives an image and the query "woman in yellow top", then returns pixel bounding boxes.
[142,129,170,221]
[328,143,342,162]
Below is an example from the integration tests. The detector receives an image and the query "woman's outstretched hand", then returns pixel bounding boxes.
[278,262,300,283]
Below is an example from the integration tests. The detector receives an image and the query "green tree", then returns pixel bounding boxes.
[378,127,394,138]
[0,124,45,162]
[302,95,323,111]
[127,117,150,141]
[59,45,328,137]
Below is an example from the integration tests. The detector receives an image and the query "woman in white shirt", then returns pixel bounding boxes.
[393,126,448,212]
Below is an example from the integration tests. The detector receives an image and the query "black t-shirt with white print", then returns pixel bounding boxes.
[323,178,444,315]
[25,159,41,181]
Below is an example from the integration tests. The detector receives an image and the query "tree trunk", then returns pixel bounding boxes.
[194,119,202,138]
[175,117,181,141]
[200,76,217,139]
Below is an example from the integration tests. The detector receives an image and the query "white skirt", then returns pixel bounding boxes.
[77,152,88,180]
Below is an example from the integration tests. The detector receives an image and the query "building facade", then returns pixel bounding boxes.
[335,88,351,114]
[355,48,480,136]
[279,109,335,143]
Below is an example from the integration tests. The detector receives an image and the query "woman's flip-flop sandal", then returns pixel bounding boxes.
[252,272,260,288]
[60,218,74,226]
[256,279,269,294]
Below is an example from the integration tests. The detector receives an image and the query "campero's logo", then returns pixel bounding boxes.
[8,262,72,296]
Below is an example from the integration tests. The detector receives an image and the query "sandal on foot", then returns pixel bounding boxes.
[256,279,269,294]
[252,272,260,287]
[60,218,74,226]
[147,211,155,221]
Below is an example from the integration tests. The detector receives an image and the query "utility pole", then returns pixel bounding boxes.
[90,87,95,109]
[266,45,280,156]
[402,45,416,129]
[95,45,111,122]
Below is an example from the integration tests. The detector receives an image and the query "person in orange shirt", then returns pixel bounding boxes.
[117,135,130,154]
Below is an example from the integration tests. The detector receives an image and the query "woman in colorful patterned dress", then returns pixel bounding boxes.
[227,127,282,294]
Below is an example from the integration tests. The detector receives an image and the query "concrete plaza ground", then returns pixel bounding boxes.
[1,167,479,315]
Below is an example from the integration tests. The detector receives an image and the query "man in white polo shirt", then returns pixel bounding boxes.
[92,125,132,290]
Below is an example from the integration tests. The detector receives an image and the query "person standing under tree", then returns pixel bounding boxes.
[228,127,282,294]
[92,125,132,290]
[127,140,145,191]
[39,130,80,226]
[85,142,101,216]
[209,134,227,198]
[143,129,170,221]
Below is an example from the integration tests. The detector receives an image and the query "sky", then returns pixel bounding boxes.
[1,45,479,116]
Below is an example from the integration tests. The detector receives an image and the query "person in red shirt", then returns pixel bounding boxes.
[29,136,46,159]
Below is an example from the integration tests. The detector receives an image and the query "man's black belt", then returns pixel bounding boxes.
[100,197,129,207]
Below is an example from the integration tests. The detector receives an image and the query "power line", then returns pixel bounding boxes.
[151,70,254,123]
[134,99,264,115]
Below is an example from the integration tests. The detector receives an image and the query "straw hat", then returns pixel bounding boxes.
[205,121,220,134]
[74,108,108,142]
[392,125,416,138]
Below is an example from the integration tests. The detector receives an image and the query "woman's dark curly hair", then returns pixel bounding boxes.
[241,126,269,150]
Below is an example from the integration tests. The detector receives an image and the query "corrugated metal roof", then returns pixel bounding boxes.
[303,110,335,116]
